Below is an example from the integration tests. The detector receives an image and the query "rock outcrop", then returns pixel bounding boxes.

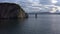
[18,7,28,18]
[0,3,28,19]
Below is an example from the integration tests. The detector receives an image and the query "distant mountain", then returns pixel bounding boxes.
[28,12,60,14]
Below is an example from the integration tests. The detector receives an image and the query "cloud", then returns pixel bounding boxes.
[51,0,58,4]
[0,0,60,13]
[40,0,51,5]
[0,0,19,3]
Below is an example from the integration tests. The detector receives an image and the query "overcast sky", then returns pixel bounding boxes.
[0,0,60,13]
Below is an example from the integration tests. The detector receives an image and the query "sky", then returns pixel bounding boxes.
[0,0,60,13]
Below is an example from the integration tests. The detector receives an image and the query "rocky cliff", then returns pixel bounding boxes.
[18,7,28,18]
[0,3,28,19]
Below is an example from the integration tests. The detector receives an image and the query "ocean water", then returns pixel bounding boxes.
[0,14,60,34]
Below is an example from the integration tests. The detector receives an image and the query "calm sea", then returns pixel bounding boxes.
[0,14,60,34]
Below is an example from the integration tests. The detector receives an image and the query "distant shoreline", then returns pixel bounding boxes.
[28,13,60,15]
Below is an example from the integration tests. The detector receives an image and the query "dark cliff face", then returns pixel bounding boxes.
[0,3,20,18]
[0,3,28,19]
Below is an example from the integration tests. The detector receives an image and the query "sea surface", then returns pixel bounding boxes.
[0,14,60,34]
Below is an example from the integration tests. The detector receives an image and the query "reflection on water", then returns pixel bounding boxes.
[0,14,60,34]
[0,18,29,34]
[0,19,19,34]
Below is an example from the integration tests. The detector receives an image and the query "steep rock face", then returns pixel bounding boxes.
[0,3,28,19]
[18,8,28,18]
